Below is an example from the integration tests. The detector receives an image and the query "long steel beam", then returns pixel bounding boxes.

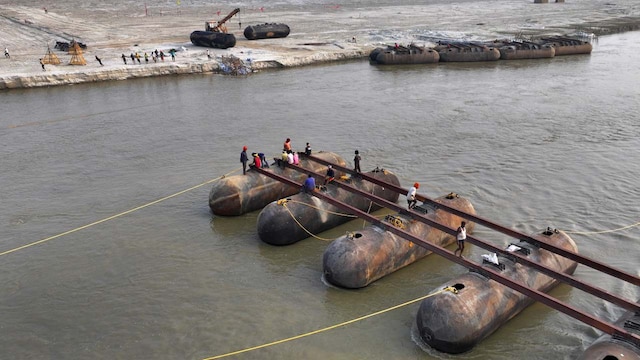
[303,154,640,287]
[273,163,640,314]
[251,165,640,347]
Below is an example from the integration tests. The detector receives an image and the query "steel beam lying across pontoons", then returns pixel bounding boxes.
[303,153,640,288]
[251,164,640,348]
[273,161,640,315]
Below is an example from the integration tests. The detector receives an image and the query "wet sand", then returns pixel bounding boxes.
[0,0,639,89]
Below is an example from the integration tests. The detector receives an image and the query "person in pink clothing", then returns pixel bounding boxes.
[292,151,299,165]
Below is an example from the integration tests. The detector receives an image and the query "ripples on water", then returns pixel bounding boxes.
[0,31,639,359]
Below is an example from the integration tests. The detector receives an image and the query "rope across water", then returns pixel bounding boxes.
[0,167,241,257]
[4,166,636,258]
[202,286,460,360]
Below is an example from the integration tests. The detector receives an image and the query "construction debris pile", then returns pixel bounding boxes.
[217,55,252,75]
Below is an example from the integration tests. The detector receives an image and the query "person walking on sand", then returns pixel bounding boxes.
[95,55,103,66]
[144,52,149,63]
[454,221,467,257]
[39,58,45,71]
[206,49,211,59]
[160,51,165,62]
[4,47,9,59]
[121,53,127,64]
[130,53,135,64]
[135,52,141,64]
[169,49,175,61]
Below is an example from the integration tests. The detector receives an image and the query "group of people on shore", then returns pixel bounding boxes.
[120,49,175,65]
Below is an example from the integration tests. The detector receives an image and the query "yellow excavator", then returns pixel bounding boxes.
[205,8,240,33]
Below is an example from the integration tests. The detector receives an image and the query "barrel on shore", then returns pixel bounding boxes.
[244,23,290,40]
[416,229,578,354]
[577,299,640,360]
[209,151,346,216]
[190,31,236,49]
[323,193,476,288]
[257,168,401,246]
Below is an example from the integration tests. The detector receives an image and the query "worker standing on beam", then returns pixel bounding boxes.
[454,221,467,257]
[407,182,419,209]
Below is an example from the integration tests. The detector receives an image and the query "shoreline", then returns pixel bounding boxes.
[1,2,639,90]
[0,46,374,89]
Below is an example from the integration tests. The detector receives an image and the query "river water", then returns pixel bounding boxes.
[1,30,639,359]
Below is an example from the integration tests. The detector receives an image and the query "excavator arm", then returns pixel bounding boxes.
[205,8,240,33]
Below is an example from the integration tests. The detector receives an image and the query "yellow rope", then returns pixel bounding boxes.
[564,220,640,235]
[285,199,357,218]
[202,286,458,360]
[0,167,241,257]
[363,188,374,229]
[282,203,335,241]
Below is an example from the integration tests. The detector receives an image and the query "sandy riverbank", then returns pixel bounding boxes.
[1,0,639,89]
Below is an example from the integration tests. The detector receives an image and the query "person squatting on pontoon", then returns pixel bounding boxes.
[287,150,294,165]
[278,150,288,168]
[324,165,335,185]
[292,151,299,165]
[258,153,269,168]
[251,153,261,169]
[301,174,316,193]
